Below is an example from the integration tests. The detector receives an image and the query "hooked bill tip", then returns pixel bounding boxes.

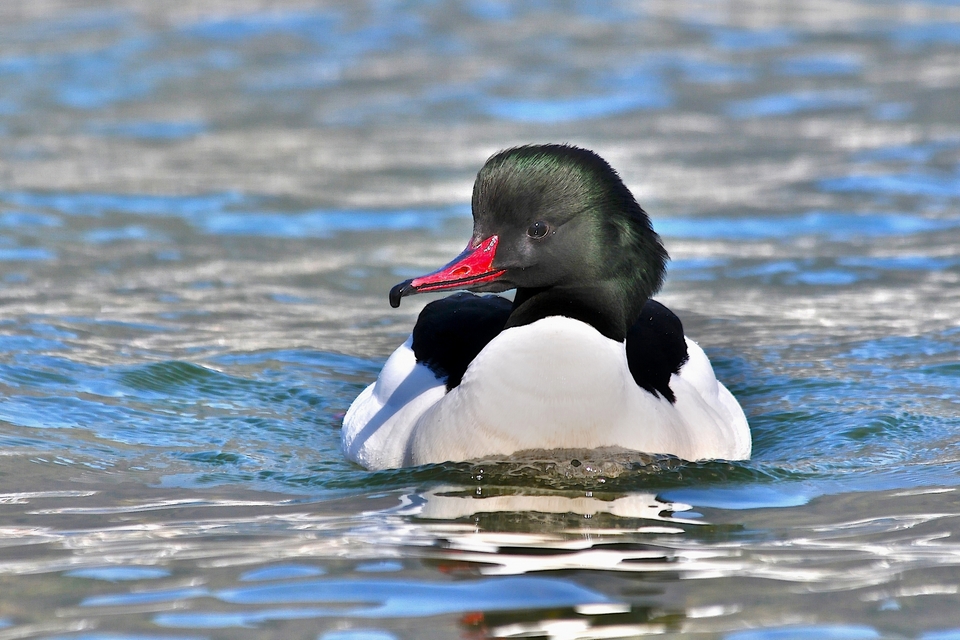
[389,281,411,308]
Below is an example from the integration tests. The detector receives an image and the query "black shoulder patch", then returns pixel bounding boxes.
[411,293,512,391]
[625,299,689,403]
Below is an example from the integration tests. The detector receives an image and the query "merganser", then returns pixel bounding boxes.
[342,144,750,470]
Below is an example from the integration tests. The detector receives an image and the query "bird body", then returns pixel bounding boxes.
[342,144,751,470]
[343,313,749,469]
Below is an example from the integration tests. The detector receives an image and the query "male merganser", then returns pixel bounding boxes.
[343,144,750,470]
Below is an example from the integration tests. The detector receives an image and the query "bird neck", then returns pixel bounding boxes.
[506,281,645,342]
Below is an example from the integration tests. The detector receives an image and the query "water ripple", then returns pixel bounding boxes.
[2,1,960,637]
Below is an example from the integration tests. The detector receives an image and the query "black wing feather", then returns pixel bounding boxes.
[625,299,689,403]
[411,293,512,391]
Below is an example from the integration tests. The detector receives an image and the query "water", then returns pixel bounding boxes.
[0,1,959,638]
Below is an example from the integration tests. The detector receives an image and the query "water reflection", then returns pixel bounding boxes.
[411,484,695,523]
[0,481,959,637]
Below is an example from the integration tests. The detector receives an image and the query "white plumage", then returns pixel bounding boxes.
[343,316,750,470]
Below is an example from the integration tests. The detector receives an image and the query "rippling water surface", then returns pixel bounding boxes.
[1,1,959,638]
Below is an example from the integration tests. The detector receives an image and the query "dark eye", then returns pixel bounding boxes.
[527,220,550,239]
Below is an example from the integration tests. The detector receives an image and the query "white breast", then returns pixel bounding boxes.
[342,317,751,470]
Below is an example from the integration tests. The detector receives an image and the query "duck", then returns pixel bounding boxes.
[342,144,750,470]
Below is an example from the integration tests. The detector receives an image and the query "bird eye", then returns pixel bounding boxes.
[527,220,550,239]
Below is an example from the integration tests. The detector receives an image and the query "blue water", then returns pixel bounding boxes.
[1,2,960,639]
